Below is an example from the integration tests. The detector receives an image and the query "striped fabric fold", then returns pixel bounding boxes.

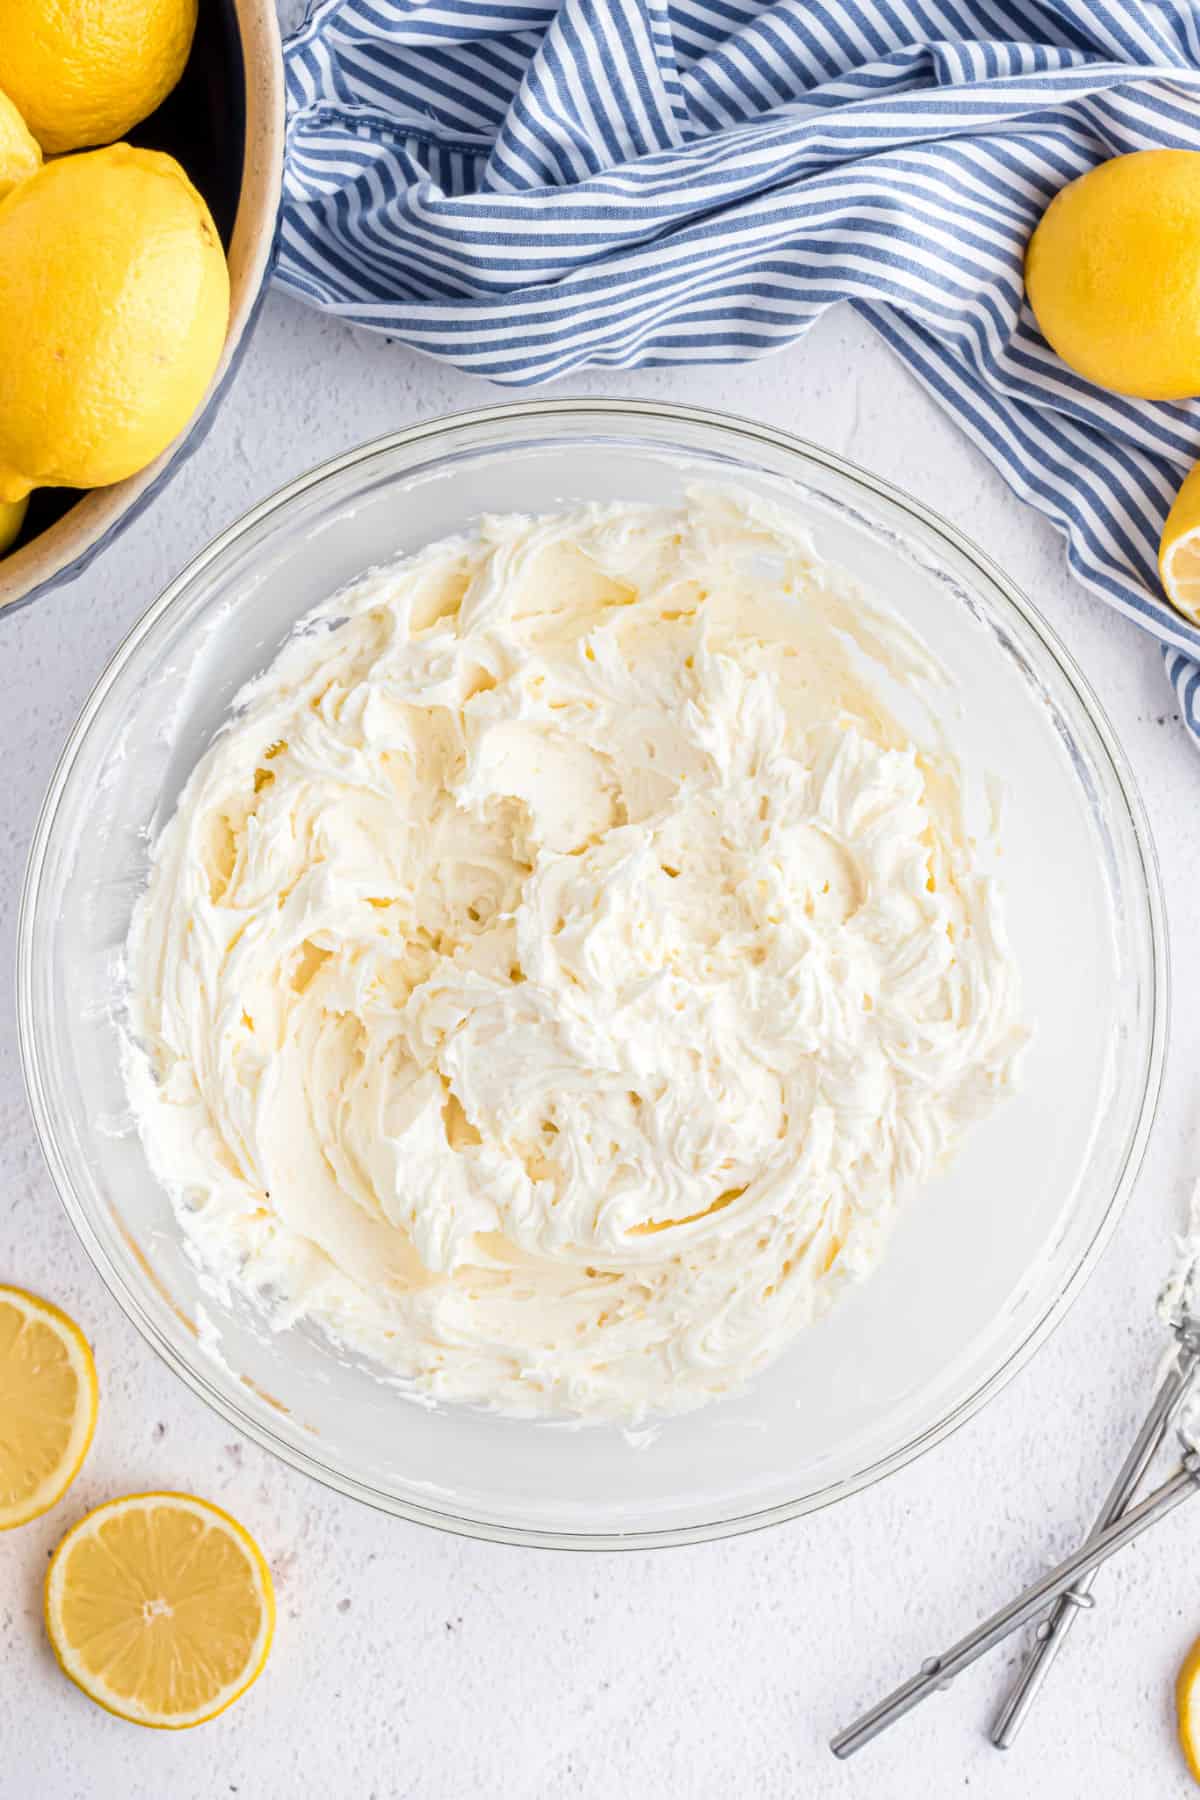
[277,0,1200,743]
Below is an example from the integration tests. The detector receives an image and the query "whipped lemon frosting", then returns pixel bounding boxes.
[124,488,1025,1420]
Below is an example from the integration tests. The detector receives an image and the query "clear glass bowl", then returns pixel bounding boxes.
[19,400,1167,1549]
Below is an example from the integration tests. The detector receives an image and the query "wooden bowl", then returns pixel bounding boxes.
[0,0,285,616]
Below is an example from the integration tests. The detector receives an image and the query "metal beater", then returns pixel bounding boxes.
[831,1253,1200,1760]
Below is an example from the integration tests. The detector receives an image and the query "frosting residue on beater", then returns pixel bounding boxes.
[124,487,1026,1419]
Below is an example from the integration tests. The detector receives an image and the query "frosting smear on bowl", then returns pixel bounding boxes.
[125,488,1026,1420]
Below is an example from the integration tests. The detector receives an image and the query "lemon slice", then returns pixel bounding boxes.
[1160,458,1200,625]
[0,1285,97,1529]
[1179,1634,1200,1782]
[45,1492,274,1728]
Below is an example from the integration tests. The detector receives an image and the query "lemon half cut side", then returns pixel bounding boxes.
[45,1492,275,1729]
[0,1285,97,1530]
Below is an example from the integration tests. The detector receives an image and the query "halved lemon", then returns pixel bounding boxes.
[1179,1633,1200,1782]
[45,1492,274,1728]
[1160,458,1200,625]
[0,1284,97,1529]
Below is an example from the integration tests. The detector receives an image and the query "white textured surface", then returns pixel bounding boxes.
[3,299,1200,1798]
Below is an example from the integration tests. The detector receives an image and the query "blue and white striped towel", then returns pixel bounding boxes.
[278,0,1200,740]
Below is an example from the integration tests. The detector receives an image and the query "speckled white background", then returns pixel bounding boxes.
[4,300,1200,1799]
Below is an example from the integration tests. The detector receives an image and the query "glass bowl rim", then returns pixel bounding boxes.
[17,396,1170,1551]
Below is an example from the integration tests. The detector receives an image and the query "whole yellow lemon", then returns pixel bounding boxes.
[1026,150,1200,401]
[0,496,28,555]
[0,86,40,198]
[0,0,198,154]
[0,145,229,503]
